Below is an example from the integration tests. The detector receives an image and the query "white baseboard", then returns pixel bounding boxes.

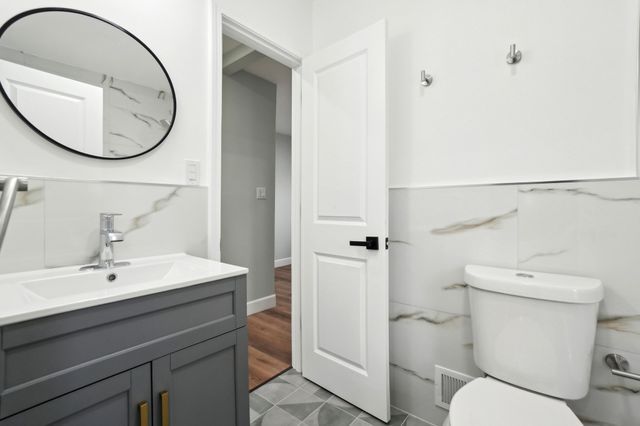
[274,257,292,268]
[247,294,276,316]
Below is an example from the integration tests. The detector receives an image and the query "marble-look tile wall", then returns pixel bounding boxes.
[0,179,207,274]
[104,77,173,158]
[389,180,640,426]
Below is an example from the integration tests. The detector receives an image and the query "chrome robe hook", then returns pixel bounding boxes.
[506,43,522,65]
[420,70,433,87]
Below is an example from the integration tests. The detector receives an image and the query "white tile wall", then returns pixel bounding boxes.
[3,176,637,426]
[389,180,640,426]
[0,180,44,273]
[389,302,481,423]
[0,179,207,273]
[389,186,518,316]
[518,181,640,355]
[104,77,174,157]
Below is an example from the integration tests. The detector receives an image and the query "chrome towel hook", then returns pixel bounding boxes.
[420,70,433,87]
[506,43,522,65]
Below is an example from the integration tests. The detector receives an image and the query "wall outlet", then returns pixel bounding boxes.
[185,160,200,185]
[256,187,267,199]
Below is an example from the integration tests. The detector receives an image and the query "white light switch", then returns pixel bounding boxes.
[185,160,200,185]
[256,187,267,199]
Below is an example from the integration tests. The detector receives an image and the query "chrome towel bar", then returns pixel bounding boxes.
[0,176,29,254]
[0,176,28,192]
[605,353,640,382]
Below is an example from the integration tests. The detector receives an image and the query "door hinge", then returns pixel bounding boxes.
[385,237,389,250]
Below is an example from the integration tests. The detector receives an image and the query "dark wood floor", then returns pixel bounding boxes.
[248,265,292,390]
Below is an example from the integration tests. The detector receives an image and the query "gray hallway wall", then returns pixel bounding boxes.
[221,71,276,302]
[274,133,291,264]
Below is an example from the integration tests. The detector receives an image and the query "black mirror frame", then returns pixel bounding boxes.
[0,7,177,160]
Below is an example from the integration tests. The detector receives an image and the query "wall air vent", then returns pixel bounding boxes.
[434,365,474,410]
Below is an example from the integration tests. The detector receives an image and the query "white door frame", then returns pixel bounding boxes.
[209,5,303,370]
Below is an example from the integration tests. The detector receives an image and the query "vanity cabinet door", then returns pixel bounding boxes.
[152,328,249,426]
[0,364,151,426]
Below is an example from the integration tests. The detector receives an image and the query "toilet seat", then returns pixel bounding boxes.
[448,377,582,426]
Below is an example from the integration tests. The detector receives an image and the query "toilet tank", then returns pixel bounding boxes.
[465,265,603,400]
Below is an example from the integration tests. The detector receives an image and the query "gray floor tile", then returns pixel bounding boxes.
[250,371,427,426]
[251,406,301,426]
[356,407,408,425]
[304,402,356,426]
[278,388,325,421]
[301,379,321,393]
[250,408,261,424]
[403,415,431,426]
[280,369,307,387]
[299,380,332,401]
[255,377,299,404]
[250,393,273,422]
[312,387,334,401]
[325,395,362,418]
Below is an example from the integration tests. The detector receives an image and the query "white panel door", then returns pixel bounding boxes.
[0,59,103,156]
[301,20,389,421]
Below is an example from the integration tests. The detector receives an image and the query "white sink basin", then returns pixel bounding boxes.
[0,254,247,326]
[23,262,174,299]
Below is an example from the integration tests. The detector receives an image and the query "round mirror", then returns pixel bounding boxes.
[0,8,176,159]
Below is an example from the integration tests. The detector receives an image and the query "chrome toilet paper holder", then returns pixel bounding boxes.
[605,353,640,381]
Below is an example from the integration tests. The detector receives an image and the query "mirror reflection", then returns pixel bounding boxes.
[0,9,176,159]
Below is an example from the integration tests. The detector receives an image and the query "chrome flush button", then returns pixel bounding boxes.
[516,272,534,278]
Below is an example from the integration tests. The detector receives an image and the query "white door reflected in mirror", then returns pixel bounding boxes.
[0,59,103,156]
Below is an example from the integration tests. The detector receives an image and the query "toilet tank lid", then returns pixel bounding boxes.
[464,265,603,304]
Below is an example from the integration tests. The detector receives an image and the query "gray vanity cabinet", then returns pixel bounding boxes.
[152,330,249,426]
[0,365,151,426]
[0,275,249,426]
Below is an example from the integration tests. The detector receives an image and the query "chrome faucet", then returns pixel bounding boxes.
[80,213,130,270]
[98,213,124,268]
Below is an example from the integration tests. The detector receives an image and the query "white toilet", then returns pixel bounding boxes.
[443,265,604,426]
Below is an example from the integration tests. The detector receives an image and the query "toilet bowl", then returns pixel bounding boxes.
[443,377,582,426]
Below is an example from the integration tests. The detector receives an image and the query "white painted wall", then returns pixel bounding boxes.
[274,133,291,264]
[312,0,640,187]
[0,0,312,186]
[216,0,313,58]
[0,0,211,185]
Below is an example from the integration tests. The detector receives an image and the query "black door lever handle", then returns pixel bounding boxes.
[349,236,379,250]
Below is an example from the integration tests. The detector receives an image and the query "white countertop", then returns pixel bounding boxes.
[0,253,248,326]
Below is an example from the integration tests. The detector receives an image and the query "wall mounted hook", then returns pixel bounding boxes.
[506,43,522,65]
[420,70,433,87]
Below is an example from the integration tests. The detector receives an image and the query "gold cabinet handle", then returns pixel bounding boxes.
[161,391,170,426]
[138,401,149,426]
